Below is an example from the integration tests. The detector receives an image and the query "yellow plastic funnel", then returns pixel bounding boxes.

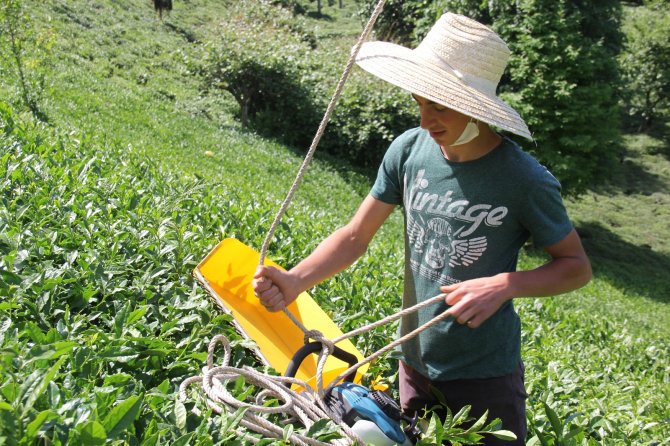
[193,238,367,388]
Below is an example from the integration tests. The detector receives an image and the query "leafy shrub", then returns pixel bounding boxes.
[357,0,429,44]
[0,102,251,444]
[491,0,623,196]
[197,1,321,147]
[261,0,308,16]
[323,73,418,169]
[196,2,418,168]
[619,3,670,131]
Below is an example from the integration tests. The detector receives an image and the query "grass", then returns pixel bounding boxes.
[1,0,669,444]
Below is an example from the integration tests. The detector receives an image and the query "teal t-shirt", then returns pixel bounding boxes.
[371,127,573,380]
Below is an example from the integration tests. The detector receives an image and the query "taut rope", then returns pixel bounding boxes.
[258,0,387,266]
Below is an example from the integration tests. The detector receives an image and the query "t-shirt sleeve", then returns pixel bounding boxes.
[520,168,574,248]
[370,136,405,205]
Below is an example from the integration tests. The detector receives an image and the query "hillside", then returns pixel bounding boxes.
[1,0,668,444]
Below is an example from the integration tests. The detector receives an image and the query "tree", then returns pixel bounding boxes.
[619,3,670,130]
[489,0,624,195]
[0,0,53,121]
[358,0,430,44]
[311,0,335,17]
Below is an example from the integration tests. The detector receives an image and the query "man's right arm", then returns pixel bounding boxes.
[253,195,396,312]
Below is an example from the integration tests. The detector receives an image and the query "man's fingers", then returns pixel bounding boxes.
[445,298,479,329]
[253,266,278,294]
[443,288,464,306]
[262,292,286,312]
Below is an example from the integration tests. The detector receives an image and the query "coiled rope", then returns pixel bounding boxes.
[179,293,451,445]
[179,0,453,443]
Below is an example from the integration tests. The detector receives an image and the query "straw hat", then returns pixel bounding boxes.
[355,12,531,140]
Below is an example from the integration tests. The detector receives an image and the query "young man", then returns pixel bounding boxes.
[253,13,591,445]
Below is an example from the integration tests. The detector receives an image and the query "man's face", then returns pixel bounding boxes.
[412,94,471,147]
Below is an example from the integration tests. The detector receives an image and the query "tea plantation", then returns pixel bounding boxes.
[0,0,668,444]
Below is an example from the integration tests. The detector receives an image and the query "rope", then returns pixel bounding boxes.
[181,293,454,444]
[254,0,388,403]
[258,0,387,265]
[179,335,360,446]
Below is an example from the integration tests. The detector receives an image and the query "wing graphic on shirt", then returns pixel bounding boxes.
[448,236,488,267]
[407,212,426,253]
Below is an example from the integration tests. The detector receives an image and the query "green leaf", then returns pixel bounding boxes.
[20,356,65,418]
[0,268,22,286]
[102,394,143,439]
[451,405,471,427]
[27,341,78,362]
[140,433,159,446]
[489,429,517,440]
[127,306,148,325]
[172,433,194,446]
[304,419,342,442]
[0,302,20,311]
[25,409,58,440]
[282,423,294,442]
[220,407,247,434]
[0,402,13,411]
[418,412,444,444]
[447,433,484,443]
[77,420,107,446]
[114,302,132,338]
[174,400,187,430]
[543,402,564,439]
[463,409,488,433]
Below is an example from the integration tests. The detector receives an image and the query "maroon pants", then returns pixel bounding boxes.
[399,362,527,446]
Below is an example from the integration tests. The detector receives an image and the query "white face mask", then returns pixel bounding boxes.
[449,119,479,146]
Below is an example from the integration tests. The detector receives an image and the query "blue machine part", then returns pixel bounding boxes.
[328,382,407,444]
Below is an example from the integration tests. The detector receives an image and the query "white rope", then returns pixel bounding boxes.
[258,0,387,265]
[181,292,454,444]
[179,335,362,446]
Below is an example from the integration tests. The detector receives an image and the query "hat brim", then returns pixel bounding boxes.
[355,41,532,140]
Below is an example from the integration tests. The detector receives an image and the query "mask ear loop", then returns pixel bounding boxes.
[449,118,480,146]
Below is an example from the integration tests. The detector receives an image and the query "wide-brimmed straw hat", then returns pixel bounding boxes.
[356,12,531,140]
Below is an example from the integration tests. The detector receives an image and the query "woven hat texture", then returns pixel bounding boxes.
[355,12,531,139]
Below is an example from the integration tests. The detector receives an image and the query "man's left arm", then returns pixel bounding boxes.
[442,229,592,328]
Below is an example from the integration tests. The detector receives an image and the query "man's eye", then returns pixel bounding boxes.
[434,105,447,112]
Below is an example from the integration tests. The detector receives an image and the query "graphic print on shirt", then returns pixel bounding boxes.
[404,169,508,285]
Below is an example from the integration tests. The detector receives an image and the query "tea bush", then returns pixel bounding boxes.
[0,102,251,444]
[0,97,513,445]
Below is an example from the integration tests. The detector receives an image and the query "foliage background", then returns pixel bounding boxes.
[1,0,669,445]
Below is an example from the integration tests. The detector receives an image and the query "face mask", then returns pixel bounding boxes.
[449,119,479,146]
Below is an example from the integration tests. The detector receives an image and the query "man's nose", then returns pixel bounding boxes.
[419,107,435,129]
[419,107,433,129]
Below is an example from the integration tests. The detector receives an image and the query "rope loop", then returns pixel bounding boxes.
[207,334,231,369]
[180,331,364,445]
[304,329,332,348]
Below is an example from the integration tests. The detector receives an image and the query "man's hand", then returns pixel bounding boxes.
[442,229,592,329]
[252,266,300,312]
[441,274,513,329]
